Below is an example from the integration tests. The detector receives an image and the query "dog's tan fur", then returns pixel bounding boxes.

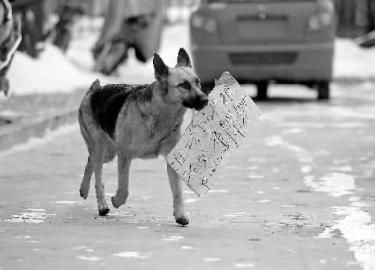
[78,48,208,225]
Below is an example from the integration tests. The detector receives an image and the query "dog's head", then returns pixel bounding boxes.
[153,48,208,111]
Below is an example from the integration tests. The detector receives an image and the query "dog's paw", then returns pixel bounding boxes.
[111,195,127,209]
[98,207,110,216]
[79,188,88,200]
[175,216,189,226]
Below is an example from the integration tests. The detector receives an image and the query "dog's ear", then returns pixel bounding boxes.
[176,48,192,68]
[153,53,169,80]
[90,79,101,90]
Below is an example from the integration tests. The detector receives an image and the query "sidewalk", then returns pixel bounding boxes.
[0,81,374,269]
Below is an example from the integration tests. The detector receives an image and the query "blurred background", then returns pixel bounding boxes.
[0,0,374,98]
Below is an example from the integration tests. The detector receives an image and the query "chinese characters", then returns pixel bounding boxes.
[167,72,262,196]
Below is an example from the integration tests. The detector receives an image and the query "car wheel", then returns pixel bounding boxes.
[317,81,330,100]
[256,82,269,100]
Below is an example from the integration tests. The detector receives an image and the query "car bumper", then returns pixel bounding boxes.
[190,42,334,84]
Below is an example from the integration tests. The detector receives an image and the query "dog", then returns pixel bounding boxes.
[78,48,208,225]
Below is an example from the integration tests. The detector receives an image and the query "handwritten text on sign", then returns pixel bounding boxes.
[167,72,262,196]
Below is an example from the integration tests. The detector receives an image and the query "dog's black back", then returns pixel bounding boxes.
[90,84,151,138]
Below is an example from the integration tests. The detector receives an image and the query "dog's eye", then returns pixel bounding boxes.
[195,78,201,86]
[178,81,191,90]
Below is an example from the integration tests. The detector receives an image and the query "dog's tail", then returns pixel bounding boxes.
[78,105,88,136]
[78,79,100,140]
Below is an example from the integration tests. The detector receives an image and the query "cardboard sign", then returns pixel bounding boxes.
[167,72,262,196]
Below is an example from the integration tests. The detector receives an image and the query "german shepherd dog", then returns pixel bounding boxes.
[78,48,208,225]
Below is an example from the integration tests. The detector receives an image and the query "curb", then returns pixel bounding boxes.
[0,109,77,152]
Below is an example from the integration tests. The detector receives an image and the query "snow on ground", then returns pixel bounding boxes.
[5,16,375,96]
[7,16,113,96]
[7,44,108,95]
[334,39,375,80]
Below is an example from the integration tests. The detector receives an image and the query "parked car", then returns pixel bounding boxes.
[189,0,336,100]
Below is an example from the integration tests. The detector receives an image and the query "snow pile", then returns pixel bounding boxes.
[7,43,107,95]
[334,39,375,80]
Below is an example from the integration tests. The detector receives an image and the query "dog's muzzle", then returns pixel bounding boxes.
[183,94,209,111]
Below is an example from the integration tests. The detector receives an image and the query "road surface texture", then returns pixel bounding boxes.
[0,83,374,270]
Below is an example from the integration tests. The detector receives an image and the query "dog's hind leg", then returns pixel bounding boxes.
[111,152,131,208]
[167,164,189,226]
[92,148,110,216]
[80,156,93,199]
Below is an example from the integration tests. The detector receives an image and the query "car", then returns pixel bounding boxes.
[189,0,336,100]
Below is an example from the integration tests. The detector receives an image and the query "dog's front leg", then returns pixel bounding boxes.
[111,152,131,208]
[167,164,189,226]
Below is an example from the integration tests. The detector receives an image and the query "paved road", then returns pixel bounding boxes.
[0,83,374,270]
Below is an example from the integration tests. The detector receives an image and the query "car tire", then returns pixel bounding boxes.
[317,81,330,100]
[256,82,269,100]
